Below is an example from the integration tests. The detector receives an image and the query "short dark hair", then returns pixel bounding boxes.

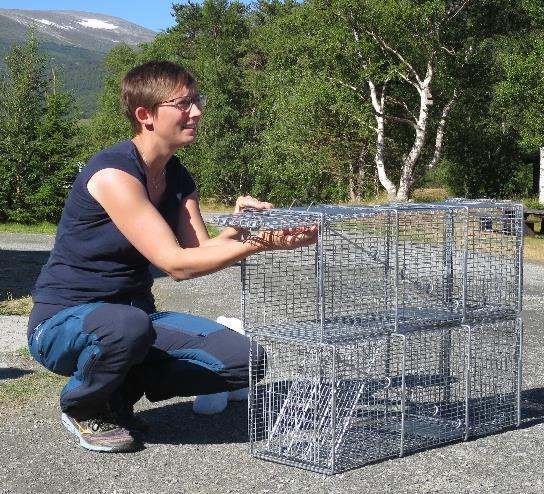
[121,60,196,134]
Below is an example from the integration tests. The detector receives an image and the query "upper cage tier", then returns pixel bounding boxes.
[209,200,523,343]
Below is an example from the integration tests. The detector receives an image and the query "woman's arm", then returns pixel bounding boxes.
[87,168,317,281]
[176,192,273,248]
[174,191,210,247]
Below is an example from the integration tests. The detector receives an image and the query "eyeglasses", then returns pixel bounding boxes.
[158,94,206,112]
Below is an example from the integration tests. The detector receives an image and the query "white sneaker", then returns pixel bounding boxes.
[192,392,228,415]
[216,316,244,334]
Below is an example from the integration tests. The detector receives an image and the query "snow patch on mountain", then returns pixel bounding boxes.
[0,9,156,52]
[77,19,118,30]
[36,18,74,31]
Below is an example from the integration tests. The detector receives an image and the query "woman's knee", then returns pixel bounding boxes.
[214,332,265,388]
[221,339,265,390]
[83,304,156,357]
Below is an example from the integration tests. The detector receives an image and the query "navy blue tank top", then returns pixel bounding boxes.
[31,139,196,310]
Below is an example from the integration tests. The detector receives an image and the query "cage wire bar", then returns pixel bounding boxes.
[211,201,523,342]
[249,319,522,474]
[209,200,524,473]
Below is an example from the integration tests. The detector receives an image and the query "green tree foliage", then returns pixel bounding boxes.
[169,0,253,203]
[82,0,540,205]
[29,88,81,221]
[0,31,45,221]
[0,30,80,223]
[491,1,544,202]
[80,44,138,162]
[245,1,372,204]
[441,0,534,198]
[494,1,544,152]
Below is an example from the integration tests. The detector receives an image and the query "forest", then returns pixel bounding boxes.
[0,0,542,223]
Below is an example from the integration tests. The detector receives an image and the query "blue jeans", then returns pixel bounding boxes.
[28,303,261,419]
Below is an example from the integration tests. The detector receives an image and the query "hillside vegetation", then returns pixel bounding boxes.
[0,9,155,116]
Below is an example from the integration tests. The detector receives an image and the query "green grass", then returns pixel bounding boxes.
[0,344,66,406]
[517,196,543,209]
[0,369,67,405]
[524,236,544,263]
[0,220,220,237]
[199,198,234,212]
[206,223,221,238]
[15,347,31,359]
[0,295,33,316]
[412,188,449,203]
[0,222,57,234]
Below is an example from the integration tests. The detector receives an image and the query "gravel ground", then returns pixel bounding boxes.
[1,232,544,494]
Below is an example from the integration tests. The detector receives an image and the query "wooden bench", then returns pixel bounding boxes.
[524,207,544,236]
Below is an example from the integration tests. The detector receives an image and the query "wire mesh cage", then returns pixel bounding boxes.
[210,201,523,343]
[210,200,523,473]
[249,318,522,474]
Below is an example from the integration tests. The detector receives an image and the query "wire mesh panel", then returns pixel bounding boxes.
[464,206,523,321]
[466,318,522,437]
[242,246,319,333]
[396,326,469,455]
[322,211,396,334]
[210,201,523,342]
[249,319,521,474]
[392,208,467,329]
[249,334,406,474]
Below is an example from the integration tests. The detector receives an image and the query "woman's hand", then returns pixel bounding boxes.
[248,225,319,251]
[234,195,273,214]
[233,197,318,251]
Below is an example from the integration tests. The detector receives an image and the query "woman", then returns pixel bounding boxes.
[27,60,317,453]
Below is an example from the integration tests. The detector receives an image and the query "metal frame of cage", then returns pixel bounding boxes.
[210,201,523,343]
[249,318,522,475]
[208,200,524,473]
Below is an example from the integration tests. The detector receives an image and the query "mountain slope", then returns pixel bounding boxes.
[0,9,158,117]
[0,9,156,52]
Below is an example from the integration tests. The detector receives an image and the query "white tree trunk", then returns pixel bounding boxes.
[368,79,397,200]
[428,93,457,170]
[339,3,473,204]
[539,146,544,205]
[397,65,432,202]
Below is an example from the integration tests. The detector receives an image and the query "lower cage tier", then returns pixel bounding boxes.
[249,319,522,474]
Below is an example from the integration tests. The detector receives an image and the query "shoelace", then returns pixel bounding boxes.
[88,417,119,432]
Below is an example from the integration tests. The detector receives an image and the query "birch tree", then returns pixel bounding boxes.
[320,0,473,201]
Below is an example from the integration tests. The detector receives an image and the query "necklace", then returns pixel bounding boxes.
[135,139,166,192]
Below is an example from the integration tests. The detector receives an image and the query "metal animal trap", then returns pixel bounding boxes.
[210,201,523,341]
[209,201,523,473]
[249,319,521,474]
